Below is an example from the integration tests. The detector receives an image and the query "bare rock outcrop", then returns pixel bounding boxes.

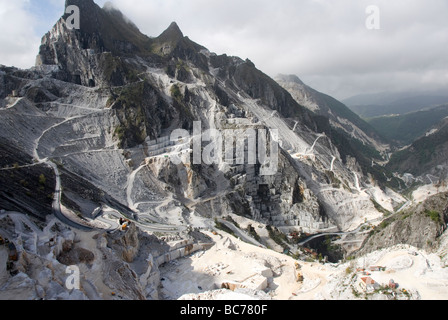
[357,192,448,256]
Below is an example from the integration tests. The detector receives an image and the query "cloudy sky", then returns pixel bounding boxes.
[0,0,447,100]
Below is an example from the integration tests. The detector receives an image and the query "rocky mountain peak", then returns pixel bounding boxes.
[50,0,150,54]
[36,0,155,86]
[276,74,305,85]
[64,0,97,10]
[63,0,101,33]
[158,21,184,42]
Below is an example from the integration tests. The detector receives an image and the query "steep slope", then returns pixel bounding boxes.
[0,143,56,219]
[387,118,448,177]
[275,74,401,190]
[357,192,448,256]
[276,74,387,151]
[367,104,448,146]
[36,0,153,87]
[36,0,208,89]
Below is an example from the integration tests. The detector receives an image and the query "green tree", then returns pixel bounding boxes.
[39,174,46,186]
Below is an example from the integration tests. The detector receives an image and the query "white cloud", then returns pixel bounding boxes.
[101,0,448,99]
[0,0,42,69]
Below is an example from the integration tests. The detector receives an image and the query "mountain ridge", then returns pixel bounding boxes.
[344,90,448,119]
[367,104,448,146]
[276,74,388,147]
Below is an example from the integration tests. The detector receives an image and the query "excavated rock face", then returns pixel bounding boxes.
[106,223,140,263]
[57,240,95,266]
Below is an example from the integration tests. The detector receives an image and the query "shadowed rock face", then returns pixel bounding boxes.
[0,143,55,220]
[62,0,152,54]
[37,0,207,88]
[37,0,152,87]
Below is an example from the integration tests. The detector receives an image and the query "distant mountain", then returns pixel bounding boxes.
[368,104,448,146]
[276,74,387,149]
[343,90,448,119]
[276,74,397,187]
[387,118,448,176]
